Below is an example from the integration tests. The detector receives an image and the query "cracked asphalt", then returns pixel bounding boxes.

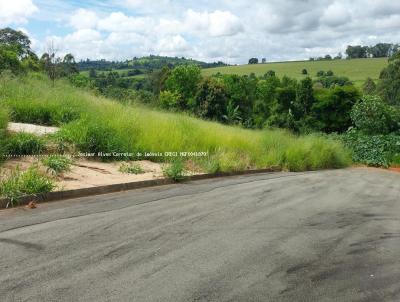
[1,168,400,302]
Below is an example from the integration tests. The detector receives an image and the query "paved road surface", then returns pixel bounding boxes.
[1,168,400,302]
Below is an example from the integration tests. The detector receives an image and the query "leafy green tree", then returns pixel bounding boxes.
[194,77,228,121]
[313,85,360,133]
[377,54,400,105]
[0,45,22,73]
[248,58,258,64]
[346,45,368,59]
[61,53,79,76]
[158,91,181,110]
[351,95,400,135]
[165,65,201,110]
[0,28,32,58]
[253,76,280,127]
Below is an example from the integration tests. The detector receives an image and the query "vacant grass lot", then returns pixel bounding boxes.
[202,58,388,87]
[0,73,351,172]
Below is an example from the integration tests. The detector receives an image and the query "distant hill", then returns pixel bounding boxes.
[202,58,388,87]
[78,55,228,71]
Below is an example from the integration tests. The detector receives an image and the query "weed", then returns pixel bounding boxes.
[163,159,186,181]
[5,133,46,156]
[42,155,72,175]
[0,165,55,208]
[119,162,145,174]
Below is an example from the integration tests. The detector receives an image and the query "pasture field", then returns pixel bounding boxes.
[202,58,388,86]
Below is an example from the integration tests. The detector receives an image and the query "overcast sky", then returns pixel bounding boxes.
[1,0,400,63]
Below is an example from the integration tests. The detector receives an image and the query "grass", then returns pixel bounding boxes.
[42,155,73,176]
[0,106,9,160]
[202,58,388,87]
[0,165,55,208]
[119,162,145,174]
[0,73,351,172]
[5,133,46,156]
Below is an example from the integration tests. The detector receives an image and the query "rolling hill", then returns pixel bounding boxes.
[202,58,388,86]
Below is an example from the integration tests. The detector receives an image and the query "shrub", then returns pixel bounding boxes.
[316,70,325,77]
[119,162,144,174]
[5,133,45,156]
[351,95,400,135]
[301,69,308,75]
[163,159,186,181]
[342,130,400,167]
[42,155,72,175]
[158,90,180,110]
[0,165,55,207]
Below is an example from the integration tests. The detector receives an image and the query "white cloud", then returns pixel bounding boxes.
[185,10,243,37]
[69,9,99,30]
[156,35,189,54]
[34,0,400,63]
[0,0,38,26]
[97,12,154,33]
[321,2,351,27]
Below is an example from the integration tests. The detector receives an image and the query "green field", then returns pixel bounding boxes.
[202,58,388,86]
[0,73,350,172]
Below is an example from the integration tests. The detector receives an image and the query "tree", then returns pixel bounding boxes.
[41,41,61,86]
[324,55,332,60]
[346,45,368,59]
[0,44,22,73]
[351,95,399,134]
[0,27,32,58]
[248,58,258,64]
[377,53,400,105]
[165,65,201,110]
[293,77,315,119]
[61,53,78,76]
[194,77,228,121]
[313,86,360,133]
[368,43,393,58]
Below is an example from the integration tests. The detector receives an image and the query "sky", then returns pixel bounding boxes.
[1,0,400,64]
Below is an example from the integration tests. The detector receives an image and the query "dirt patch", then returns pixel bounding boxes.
[0,157,169,191]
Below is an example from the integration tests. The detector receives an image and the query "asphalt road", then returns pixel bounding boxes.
[1,168,400,302]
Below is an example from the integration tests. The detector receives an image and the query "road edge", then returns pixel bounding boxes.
[0,168,277,209]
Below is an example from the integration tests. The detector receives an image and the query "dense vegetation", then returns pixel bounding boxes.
[0,73,350,173]
[78,55,228,71]
[1,26,400,171]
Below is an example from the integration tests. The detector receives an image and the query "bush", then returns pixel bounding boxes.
[5,133,45,156]
[119,162,144,174]
[158,90,180,110]
[302,69,308,75]
[351,95,400,135]
[0,165,55,207]
[163,159,186,181]
[42,155,72,175]
[342,130,400,167]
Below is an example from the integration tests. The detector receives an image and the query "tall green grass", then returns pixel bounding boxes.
[0,105,9,160]
[0,73,351,172]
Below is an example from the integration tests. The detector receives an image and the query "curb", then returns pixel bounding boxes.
[0,168,277,209]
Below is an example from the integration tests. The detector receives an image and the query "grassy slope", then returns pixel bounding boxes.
[0,73,350,172]
[202,58,388,86]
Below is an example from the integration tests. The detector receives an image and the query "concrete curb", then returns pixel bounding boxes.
[0,168,277,209]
